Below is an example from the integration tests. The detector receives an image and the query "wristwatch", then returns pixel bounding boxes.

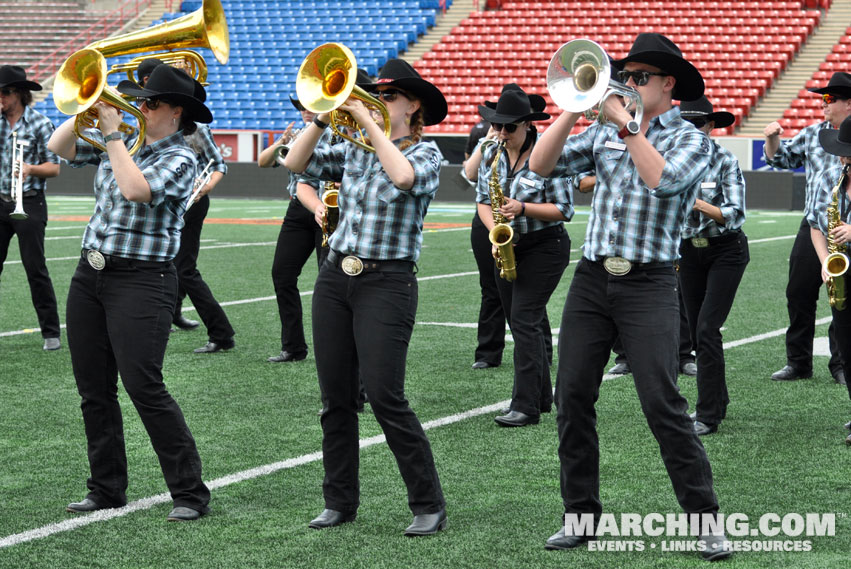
[103,132,123,143]
[618,120,640,139]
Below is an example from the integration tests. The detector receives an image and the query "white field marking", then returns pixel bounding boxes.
[45,225,85,231]
[44,236,83,241]
[0,400,509,550]
[759,220,777,224]
[747,235,796,245]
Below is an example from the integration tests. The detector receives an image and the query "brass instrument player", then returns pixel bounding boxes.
[808,114,851,445]
[474,85,572,428]
[0,65,61,351]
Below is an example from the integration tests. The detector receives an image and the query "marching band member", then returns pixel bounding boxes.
[133,58,235,353]
[284,59,447,536]
[764,72,851,384]
[48,65,212,522]
[530,33,731,559]
[808,114,851,445]
[678,96,749,436]
[0,65,61,350]
[474,85,572,427]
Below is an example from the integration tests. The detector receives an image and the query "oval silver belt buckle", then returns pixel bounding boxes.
[603,256,632,276]
[86,250,106,271]
[341,255,364,276]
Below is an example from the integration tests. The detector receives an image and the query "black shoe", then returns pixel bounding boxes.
[267,350,307,363]
[494,410,539,427]
[607,363,630,375]
[173,315,200,330]
[694,420,718,436]
[167,506,205,521]
[471,361,497,370]
[545,527,591,550]
[308,509,356,529]
[700,533,733,561]
[43,337,61,351]
[846,433,851,446]
[680,361,698,376]
[834,370,847,385]
[404,509,447,536]
[771,365,812,381]
[844,420,851,431]
[66,498,104,513]
[194,339,235,353]
[689,411,697,421]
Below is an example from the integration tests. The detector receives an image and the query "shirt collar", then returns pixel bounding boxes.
[141,130,186,155]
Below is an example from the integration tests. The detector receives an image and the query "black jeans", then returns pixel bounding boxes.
[494,224,569,416]
[312,260,444,515]
[679,232,749,426]
[66,259,210,511]
[786,216,843,374]
[612,289,693,367]
[173,194,234,343]
[555,258,719,516]
[829,303,851,402]
[471,214,506,366]
[272,198,323,355]
[0,194,60,338]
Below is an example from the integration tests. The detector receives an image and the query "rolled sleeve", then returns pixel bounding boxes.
[765,129,807,170]
[144,148,196,207]
[303,142,346,182]
[405,142,442,197]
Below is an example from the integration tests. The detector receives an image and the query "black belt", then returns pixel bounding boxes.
[590,256,674,276]
[326,250,414,276]
[0,190,38,203]
[686,231,742,248]
[516,223,564,243]
[81,249,171,271]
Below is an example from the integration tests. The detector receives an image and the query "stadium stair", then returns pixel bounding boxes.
[401,0,476,65]
[738,0,851,136]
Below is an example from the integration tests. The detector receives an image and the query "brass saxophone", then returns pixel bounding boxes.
[320,181,339,248]
[484,141,517,281]
[825,164,850,311]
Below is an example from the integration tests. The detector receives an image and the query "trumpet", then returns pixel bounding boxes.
[547,38,643,127]
[275,127,304,166]
[185,158,215,211]
[10,131,29,220]
[320,182,339,247]
[825,164,850,310]
[295,42,390,152]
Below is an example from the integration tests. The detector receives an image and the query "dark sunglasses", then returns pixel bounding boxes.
[0,88,16,96]
[371,88,407,102]
[137,97,171,110]
[822,93,845,105]
[617,70,668,86]
[491,122,522,133]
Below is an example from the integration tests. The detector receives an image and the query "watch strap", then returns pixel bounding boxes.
[103,132,123,143]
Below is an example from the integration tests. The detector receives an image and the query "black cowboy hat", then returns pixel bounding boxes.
[808,72,851,99]
[0,65,42,91]
[117,65,212,123]
[137,58,164,83]
[819,115,851,157]
[478,87,550,124]
[360,59,447,126]
[484,83,547,114]
[612,33,704,101]
[679,95,735,129]
[290,69,372,112]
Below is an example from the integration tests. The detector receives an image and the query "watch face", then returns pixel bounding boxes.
[627,120,640,134]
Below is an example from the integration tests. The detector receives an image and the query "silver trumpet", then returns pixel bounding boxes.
[275,127,303,166]
[10,131,29,220]
[547,38,643,126]
[185,158,215,211]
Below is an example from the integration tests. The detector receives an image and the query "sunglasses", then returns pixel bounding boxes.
[136,97,171,110]
[617,70,668,86]
[0,88,16,96]
[491,122,522,133]
[371,88,407,102]
[822,94,845,104]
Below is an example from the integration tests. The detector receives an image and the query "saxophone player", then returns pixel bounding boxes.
[808,114,851,444]
[474,85,573,427]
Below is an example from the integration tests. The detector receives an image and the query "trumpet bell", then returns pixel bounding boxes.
[547,39,611,114]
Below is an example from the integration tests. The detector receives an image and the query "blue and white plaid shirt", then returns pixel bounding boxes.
[682,140,746,239]
[303,137,442,261]
[807,163,851,235]
[68,130,196,261]
[764,121,839,218]
[549,106,711,263]
[0,106,59,197]
[277,128,332,198]
[184,123,227,177]
[475,138,574,234]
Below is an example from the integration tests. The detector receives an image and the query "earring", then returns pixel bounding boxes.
[172,117,176,126]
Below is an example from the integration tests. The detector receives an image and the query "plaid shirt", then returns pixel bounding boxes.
[764,121,839,217]
[682,140,747,239]
[550,106,711,263]
[807,163,851,235]
[276,127,331,198]
[68,130,196,261]
[475,138,574,234]
[184,123,228,177]
[304,137,442,261]
[0,106,59,197]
